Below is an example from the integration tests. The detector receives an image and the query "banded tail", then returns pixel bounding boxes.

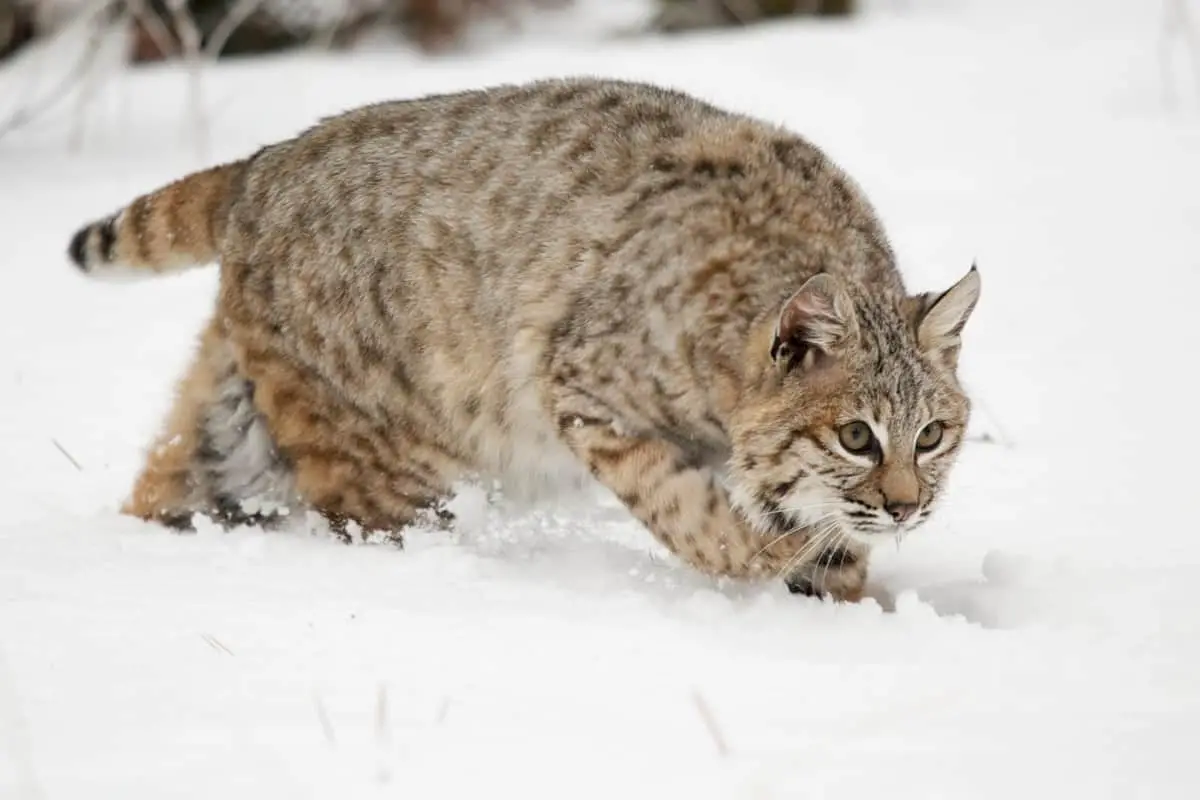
[67,158,248,279]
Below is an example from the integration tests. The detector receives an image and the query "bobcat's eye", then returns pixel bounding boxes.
[916,421,944,452]
[838,421,875,455]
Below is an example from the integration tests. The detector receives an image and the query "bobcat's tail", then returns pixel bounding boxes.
[67,158,249,279]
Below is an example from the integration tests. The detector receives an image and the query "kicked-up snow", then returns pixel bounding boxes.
[2,0,1199,797]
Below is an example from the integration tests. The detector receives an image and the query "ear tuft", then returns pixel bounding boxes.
[771,273,856,371]
[915,264,981,358]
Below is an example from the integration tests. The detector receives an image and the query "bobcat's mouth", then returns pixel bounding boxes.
[843,505,931,543]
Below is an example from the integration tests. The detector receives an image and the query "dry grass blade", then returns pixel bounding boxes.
[0,647,46,800]
[375,683,390,743]
[312,690,337,745]
[51,438,83,472]
[691,689,730,757]
[434,695,451,725]
[199,632,234,655]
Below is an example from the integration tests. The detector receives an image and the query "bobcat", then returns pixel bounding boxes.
[67,77,980,601]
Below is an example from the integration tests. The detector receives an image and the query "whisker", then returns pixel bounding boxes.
[798,523,843,584]
[775,519,840,583]
[817,528,850,596]
[752,525,805,562]
[748,508,841,560]
[743,501,844,524]
[768,500,845,516]
[745,501,846,562]
[751,515,829,562]
[806,526,834,592]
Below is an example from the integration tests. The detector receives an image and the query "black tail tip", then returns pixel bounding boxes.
[67,226,90,271]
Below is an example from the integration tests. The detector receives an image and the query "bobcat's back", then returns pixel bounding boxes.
[219,79,897,492]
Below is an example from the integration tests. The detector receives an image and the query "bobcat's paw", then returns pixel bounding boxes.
[785,546,867,603]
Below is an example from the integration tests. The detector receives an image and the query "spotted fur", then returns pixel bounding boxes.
[66,77,981,600]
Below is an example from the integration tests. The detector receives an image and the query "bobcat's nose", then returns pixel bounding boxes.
[880,465,919,525]
[885,502,917,523]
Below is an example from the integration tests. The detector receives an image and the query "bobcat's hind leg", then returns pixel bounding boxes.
[123,318,295,530]
[244,349,465,546]
[122,318,224,527]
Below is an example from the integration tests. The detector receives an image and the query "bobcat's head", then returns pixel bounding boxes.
[729,266,981,551]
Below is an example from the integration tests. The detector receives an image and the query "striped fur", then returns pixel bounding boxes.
[67,159,248,277]
[64,78,980,600]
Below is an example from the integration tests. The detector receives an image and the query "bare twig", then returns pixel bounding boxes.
[722,0,761,25]
[205,0,266,59]
[165,0,209,159]
[308,0,378,53]
[0,4,118,141]
[51,438,84,472]
[126,0,178,60]
[67,13,122,151]
[690,689,730,757]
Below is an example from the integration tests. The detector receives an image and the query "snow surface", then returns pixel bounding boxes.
[2,0,1200,797]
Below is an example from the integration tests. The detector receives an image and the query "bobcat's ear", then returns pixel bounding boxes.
[770,273,857,372]
[912,264,981,367]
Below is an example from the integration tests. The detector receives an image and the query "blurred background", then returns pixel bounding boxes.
[1,1,861,64]
[1,1,1196,150]
[2,1,1197,152]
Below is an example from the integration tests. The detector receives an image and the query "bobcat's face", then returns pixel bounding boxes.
[728,268,980,550]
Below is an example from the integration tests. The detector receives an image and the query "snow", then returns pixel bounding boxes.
[2,0,1200,797]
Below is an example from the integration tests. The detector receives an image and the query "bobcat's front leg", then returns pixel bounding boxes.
[557,416,820,582]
